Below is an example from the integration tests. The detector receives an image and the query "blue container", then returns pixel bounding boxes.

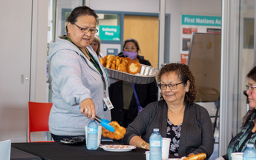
[149,128,162,160]
[87,120,98,150]
[243,143,256,160]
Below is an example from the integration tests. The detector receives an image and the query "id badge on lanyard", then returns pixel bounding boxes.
[103,90,114,111]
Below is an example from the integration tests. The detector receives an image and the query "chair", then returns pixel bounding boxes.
[0,139,11,160]
[28,102,54,142]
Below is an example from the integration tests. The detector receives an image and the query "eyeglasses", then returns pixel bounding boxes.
[158,82,183,90]
[246,85,256,93]
[74,23,98,34]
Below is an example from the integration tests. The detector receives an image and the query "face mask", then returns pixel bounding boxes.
[123,51,138,60]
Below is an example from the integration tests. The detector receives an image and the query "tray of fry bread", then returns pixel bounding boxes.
[100,55,158,84]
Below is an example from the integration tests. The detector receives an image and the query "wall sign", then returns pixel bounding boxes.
[107,48,118,56]
[182,15,221,27]
[99,25,120,41]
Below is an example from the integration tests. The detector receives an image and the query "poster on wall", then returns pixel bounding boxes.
[180,14,221,64]
[182,38,191,51]
[183,28,197,34]
[180,54,188,64]
[207,28,221,33]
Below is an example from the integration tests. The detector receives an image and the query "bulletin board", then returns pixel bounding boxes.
[187,33,221,102]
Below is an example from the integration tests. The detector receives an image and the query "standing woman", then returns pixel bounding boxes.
[48,6,111,142]
[109,38,158,128]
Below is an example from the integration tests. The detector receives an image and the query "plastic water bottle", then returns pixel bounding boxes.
[243,143,256,160]
[87,120,98,150]
[149,128,162,160]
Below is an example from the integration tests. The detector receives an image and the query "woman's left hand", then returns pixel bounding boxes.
[80,99,96,120]
[188,153,195,157]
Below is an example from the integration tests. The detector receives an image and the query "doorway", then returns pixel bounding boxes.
[123,15,159,69]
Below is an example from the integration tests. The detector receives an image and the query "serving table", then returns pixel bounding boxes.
[11,141,146,160]
[11,147,41,160]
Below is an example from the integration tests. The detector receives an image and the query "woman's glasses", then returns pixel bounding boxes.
[246,85,256,93]
[74,23,98,34]
[158,82,183,90]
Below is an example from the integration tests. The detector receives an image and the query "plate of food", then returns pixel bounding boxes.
[100,55,158,84]
[100,144,136,152]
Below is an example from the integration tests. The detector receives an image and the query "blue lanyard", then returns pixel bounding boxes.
[131,83,143,114]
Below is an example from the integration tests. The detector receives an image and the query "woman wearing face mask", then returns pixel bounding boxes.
[108,38,158,128]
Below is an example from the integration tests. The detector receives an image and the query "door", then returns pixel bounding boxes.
[123,15,159,69]
[0,0,32,142]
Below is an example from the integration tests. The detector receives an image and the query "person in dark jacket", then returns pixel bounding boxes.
[108,38,158,128]
[123,63,214,159]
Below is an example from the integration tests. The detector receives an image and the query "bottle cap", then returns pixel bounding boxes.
[153,128,159,132]
[247,143,254,148]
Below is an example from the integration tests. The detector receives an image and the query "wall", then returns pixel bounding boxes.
[0,0,48,142]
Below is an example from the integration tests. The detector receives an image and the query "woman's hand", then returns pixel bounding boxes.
[80,99,96,120]
[129,136,149,150]
[188,153,195,157]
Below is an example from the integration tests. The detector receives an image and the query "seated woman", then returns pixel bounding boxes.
[123,63,214,158]
[221,66,256,160]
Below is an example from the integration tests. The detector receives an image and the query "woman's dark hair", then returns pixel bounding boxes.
[122,39,140,52]
[242,66,256,127]
[157,63,197,104]
[65,6,98,33]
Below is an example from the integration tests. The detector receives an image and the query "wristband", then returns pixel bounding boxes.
[140,142,149,149]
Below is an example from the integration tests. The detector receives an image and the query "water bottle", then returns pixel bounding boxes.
[149,128,162,160]
[243,143,256,160]
[87,120,98,150]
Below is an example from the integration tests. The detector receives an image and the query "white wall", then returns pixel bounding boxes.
[90,0,159,13]
[0,0,49,142]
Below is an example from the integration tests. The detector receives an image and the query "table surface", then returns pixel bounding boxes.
[11,147,41,160]
[11,141,147,160]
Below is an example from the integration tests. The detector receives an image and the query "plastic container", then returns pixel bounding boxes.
[86,120,98,150]
[231,152,243,160]
[243,143,256,160]
[149,128,162,160]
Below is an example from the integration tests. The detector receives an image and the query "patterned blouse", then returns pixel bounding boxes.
[166,118,182,156]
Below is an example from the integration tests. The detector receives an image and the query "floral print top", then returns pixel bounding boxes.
[166,118,182,156]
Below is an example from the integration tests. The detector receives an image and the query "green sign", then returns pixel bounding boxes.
[182,15,221,26]
[99,25,120,41]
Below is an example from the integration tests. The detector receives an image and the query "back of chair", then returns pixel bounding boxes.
[0,139,11,160]
[28,102,53,142]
